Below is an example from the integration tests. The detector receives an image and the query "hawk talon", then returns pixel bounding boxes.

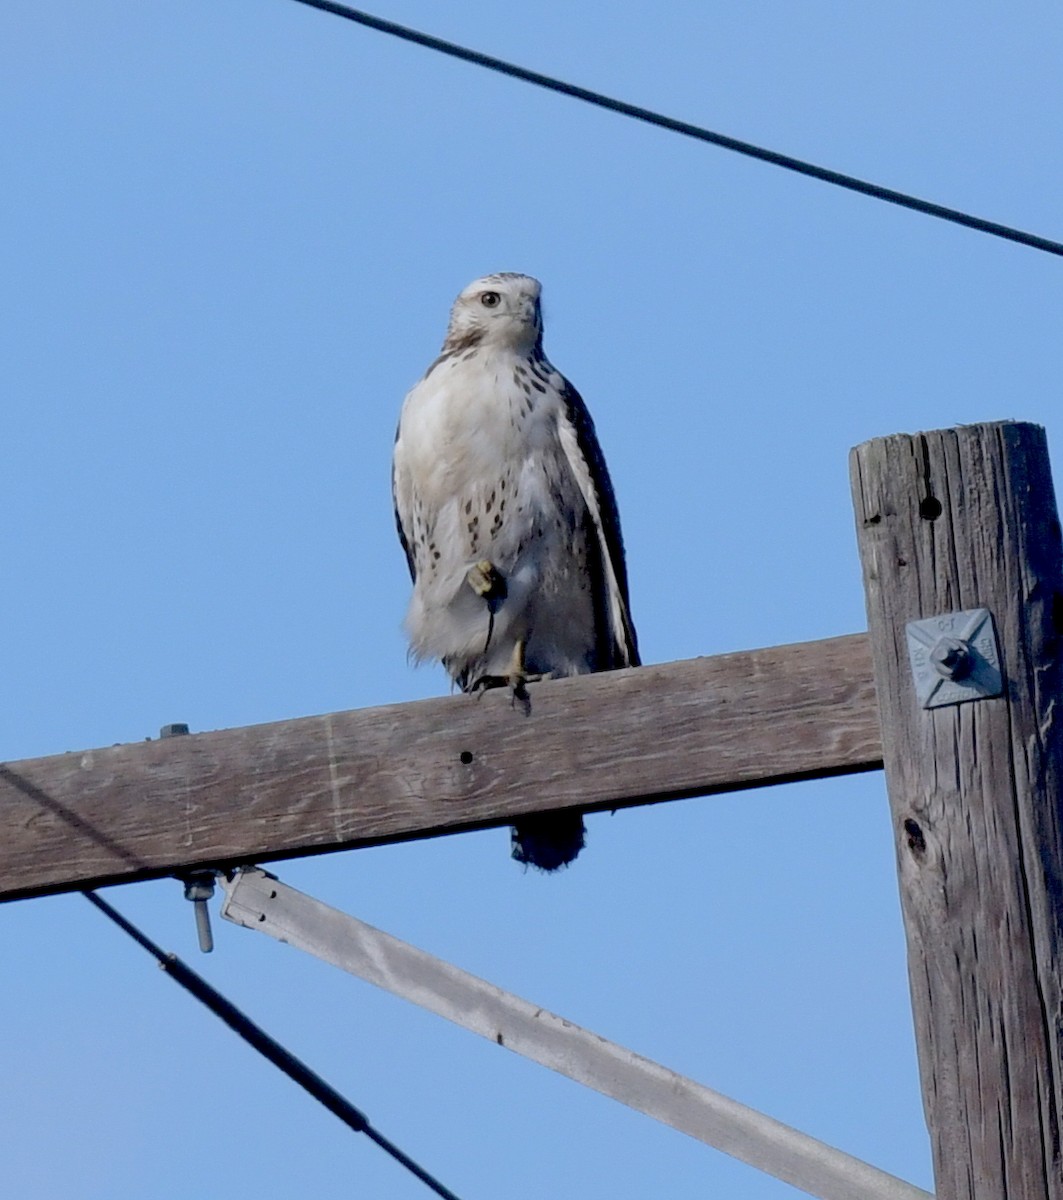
[468,671,543,698]
[468,640,541,710]
[468,673,508,695]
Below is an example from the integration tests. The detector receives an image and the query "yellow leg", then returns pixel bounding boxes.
[508,637,526,679]
[506,638,544,706]
[467,637,542,708]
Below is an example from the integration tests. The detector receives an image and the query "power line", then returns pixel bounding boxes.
[84,890,465,1200]
[284,0,1063,260]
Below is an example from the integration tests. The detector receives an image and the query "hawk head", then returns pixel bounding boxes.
[443,273,544,356]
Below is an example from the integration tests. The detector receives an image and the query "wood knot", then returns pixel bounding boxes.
[903,817,927,857]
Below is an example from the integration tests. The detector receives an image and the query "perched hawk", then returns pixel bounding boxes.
[392,273,639,871]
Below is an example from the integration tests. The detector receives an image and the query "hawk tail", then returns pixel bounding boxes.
[510,811,586,872]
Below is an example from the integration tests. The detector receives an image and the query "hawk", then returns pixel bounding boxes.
[392,273,639,871]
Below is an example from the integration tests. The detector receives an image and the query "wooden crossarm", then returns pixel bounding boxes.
[0,633,881,901]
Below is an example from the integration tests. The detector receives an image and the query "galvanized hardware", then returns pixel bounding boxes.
[906,607,1002,709]
[220,868,933,1200]
[182,872,217,953]
[927,636,971,680]
[159,723,215,953]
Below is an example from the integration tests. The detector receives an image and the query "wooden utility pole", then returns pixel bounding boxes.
[7,417,1058,1198]
[851,421,1063,1200]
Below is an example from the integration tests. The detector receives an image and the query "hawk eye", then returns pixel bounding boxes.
[480,291,501,308]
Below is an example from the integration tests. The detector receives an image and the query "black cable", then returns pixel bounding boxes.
[282,0,1063,259]
[84,890,464,1200]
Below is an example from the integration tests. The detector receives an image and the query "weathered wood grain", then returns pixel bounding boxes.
[851,421,1063,1200]
[0,635,881,901]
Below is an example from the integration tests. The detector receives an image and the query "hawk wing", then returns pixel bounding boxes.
[392,424,417,584]
[556,379,640,670]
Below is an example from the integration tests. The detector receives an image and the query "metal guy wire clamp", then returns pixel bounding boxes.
[159,722,217,954]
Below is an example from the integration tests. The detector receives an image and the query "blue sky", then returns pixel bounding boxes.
[2,2,1061,1197]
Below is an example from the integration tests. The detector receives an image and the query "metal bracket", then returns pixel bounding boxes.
[219,868,931,1200]
[906,607,1003,709]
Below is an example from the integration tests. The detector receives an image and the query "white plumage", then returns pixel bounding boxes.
[392,273,638,869]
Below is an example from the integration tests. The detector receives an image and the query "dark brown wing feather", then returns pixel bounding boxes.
[392,425,417,584]
[559,379,640,669]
